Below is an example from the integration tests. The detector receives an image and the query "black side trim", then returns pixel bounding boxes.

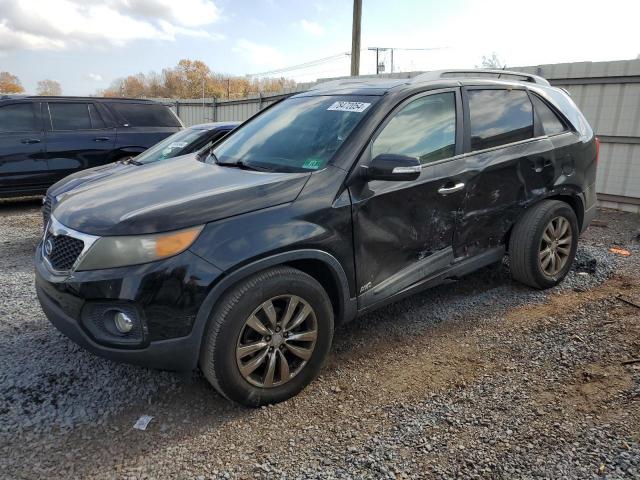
[358,246,505,316]
[359,247,454,308]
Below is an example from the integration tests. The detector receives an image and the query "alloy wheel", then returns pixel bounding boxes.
[539,215,572,276]
[235,295,318,388]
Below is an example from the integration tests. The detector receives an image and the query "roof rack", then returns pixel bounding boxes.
[411,69,550,86]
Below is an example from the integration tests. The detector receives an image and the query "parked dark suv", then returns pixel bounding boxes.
[0,96,182,197]
[35,70,598,406]
[42,122,239,226]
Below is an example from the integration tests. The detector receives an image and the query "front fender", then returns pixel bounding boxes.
[190,248,356,366]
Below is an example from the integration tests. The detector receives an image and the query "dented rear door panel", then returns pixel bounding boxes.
[454,137,557,258]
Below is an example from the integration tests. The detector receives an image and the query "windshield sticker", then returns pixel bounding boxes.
[327,101,371,113]
[168,142,188,149]
[302,159,323,170]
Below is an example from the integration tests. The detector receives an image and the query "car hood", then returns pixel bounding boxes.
[52,154,311,236]
[48,162,135,202]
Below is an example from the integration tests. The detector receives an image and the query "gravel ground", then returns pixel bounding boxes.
[0,199,639,479]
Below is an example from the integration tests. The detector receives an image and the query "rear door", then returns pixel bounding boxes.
[44,101,116,182]
[0,101,48,195]
[455,87,556,258]
[350,88,468,309]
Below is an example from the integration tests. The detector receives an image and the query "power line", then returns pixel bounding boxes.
[247,52,350,77]
[368,46,449,74]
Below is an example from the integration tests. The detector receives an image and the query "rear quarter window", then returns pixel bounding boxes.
[107,103,181,127]
[530,94,567,136]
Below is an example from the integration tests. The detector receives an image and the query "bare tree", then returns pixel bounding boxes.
[37,79,62,96]
[478,53,506,69]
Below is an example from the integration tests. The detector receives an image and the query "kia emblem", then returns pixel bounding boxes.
[44,238,54,256]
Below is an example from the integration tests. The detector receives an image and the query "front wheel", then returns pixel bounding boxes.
[509,200,579,289]
[199,266,334,406]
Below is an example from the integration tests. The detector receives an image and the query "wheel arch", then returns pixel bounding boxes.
[191,249,356,369]
[505,193,585,250]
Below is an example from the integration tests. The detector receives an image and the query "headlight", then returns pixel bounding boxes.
[76,225,204,271]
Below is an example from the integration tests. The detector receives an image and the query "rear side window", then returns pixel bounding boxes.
[88,104,106,129]
[49,103,92,130]
[108,103,181,127]
[531,94,567,135]
[468,89,533,151]
[0,103,37,132]
[372,92,456,164]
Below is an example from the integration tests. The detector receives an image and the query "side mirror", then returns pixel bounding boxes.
[363,154,421,182]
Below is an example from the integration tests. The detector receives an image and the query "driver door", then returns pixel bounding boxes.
[349,88,468,310]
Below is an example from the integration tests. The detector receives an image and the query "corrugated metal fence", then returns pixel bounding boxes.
[155,59,640,212]
[155,86,309,126]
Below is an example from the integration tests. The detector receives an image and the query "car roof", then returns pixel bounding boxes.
[188,121,241,131]
[0,95,164,104]
[294,69,552,97]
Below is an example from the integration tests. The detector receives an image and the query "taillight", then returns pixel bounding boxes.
[595,136,600,164]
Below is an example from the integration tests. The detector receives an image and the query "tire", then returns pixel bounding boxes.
[199,266,334,407]
[509,200,579,289]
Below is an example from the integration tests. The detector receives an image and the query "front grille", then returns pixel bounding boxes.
[45,234,84,271]
[42,196,52,228]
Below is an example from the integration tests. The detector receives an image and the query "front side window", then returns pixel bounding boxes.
[49,103,92,130]
[468,89,533,151]
[531,94,567,136]
[212,96,378,172]
[372,92,456,164]
[0,103,36,132]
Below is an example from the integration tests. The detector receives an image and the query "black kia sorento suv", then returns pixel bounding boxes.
[35,70,598,406]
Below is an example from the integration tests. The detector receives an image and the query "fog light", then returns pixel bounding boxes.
[114,311,134,333]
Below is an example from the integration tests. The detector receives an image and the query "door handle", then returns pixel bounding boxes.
[437,182,465,195]
[93,137,110,142]
[21,138,41,144]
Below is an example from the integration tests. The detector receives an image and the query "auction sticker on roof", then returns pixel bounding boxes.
[327,101,371,113]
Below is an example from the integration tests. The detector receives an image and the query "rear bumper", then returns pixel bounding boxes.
[582,200,597,234]
[579,182,598,234]
[37,283,200,371]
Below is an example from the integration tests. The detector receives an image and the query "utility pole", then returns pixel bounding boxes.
[350,0,361,76]
[368,47,383,74]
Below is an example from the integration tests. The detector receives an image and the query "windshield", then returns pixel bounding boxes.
[134,128,208,164]
[210,95,377,172]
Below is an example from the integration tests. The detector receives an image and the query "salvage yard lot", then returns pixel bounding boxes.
[1,198,639,479]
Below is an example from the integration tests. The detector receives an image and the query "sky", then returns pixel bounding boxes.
[1,0,639,96]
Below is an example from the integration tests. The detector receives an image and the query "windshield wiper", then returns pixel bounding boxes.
[122,158,143,166]
[216,159,274,172]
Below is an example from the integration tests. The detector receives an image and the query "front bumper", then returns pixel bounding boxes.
[35,245,223,371]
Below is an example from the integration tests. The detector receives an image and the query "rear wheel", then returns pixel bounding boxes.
[509,200,579,289]
[199,266,334,406]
